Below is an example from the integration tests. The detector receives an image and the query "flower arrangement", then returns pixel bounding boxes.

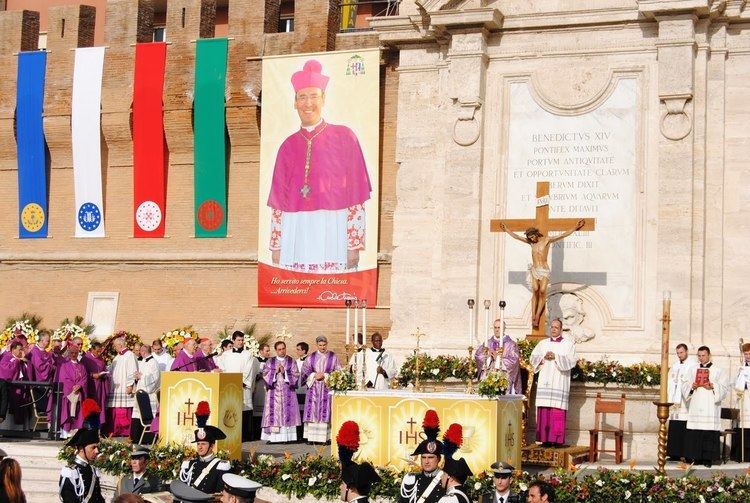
[60,439,750,502]
[516,337,540,362]
[326,369,356,393]
[572,358,661,388]
[101,330,143,364]
[53,316,94,352]
[477,370,509,398]
[396,354,475,387]
[216,324,264,357]
[160,326,200,355]
[0,313,42,349]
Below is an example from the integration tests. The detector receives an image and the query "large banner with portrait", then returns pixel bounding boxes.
[258,49,380,307]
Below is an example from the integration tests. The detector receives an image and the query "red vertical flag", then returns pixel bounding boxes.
[133,42,167,237]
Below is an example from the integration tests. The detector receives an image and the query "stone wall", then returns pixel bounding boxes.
[0,0,398,352]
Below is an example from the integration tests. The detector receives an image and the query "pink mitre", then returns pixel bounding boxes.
[291,59,329,92]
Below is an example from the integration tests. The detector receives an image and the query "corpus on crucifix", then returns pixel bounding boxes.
[491,181,596,334]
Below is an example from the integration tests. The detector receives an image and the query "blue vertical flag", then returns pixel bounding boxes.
[16,51,48,238]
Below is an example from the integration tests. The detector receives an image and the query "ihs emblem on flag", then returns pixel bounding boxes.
[78,202,102,231]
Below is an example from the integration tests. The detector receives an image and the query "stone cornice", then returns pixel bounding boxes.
[638,0,717,18]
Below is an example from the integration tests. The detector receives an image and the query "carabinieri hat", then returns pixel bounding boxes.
[411,409,444,456]
[192,401,226,443]
[441,423,473,485]
[66,398,101,448]
[341,461,381,497]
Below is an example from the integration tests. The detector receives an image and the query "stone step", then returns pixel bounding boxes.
[25,490,60,503]
[20,477,59,495]
[19,465,60,481]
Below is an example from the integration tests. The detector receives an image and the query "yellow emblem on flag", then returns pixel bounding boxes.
[21,203,45,232]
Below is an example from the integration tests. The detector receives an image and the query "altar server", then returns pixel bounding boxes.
[681,345,728,467]
[131,344,160,443]
[666,343,696,460]
[733,342,750,461]
[530,318,577,447]
[151,339,173,372]
[57,342,89,436]
[219,331,259,441]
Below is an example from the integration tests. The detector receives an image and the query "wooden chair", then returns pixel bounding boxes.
[588,392,625,464]
[720,407,739,463]
[29,387,49,432]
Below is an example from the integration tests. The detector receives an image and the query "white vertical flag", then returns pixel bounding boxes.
[72,46,106,237]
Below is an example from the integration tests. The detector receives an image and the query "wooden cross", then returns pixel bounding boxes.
[490,181,596,338]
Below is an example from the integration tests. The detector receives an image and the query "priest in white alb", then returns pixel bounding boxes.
[681,345,728,467]
[219,331,259,441]
[666,343,696,460]
[107,337,139,437]
[733,342,750,461]
[530,318,577,447]
[347,332,397,390]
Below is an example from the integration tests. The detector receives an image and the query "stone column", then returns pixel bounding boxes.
[162,0,216,166]
[0,10,39,169]
[44,5,96,169]
[101,0,155,169]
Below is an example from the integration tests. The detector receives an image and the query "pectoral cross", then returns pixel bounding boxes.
[490,181,596,338]
[300,184,311,198]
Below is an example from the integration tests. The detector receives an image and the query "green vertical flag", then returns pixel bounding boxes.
[194,38,228,237]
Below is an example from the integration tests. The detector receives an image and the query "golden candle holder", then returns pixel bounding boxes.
[655,290,672,473]
[466,346,476,394]
[653,400,672,473]
[412,327,426,392]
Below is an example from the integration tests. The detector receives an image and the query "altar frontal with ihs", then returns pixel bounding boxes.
[159,371,243,460]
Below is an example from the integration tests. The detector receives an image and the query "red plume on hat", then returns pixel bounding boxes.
[336,421,360,466]
[81,398,101,429]
[195,401,211,429]
[443,423,463,459]
[422,409,440,442]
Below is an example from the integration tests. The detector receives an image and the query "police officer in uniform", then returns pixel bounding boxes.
[178,401,232,493]
[399,410,446,503]
[59,399,105,503]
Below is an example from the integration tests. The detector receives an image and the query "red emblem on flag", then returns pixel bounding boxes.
[197,199,224,231]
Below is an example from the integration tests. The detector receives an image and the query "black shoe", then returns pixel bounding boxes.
[703,461,712,468]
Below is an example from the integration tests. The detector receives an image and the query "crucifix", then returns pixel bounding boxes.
[490,181,596,338]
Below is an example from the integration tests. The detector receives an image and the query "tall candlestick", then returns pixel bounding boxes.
[496,301,506,371]
[467,299,475,346]
[345,300,351,346]
[483,299,491,347]
[354,300,359,345]
[362,300,367,346]
[660,291,671,403]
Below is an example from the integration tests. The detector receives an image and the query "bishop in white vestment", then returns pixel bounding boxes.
[347,333,397,390]
[530,319,577,447]
[667,343,697,460]
[681,346,728,467]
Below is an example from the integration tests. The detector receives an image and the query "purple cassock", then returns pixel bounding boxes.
[261,356,301,430]
[301,351,340,423]
[197,350,218,372]
[56,358,89,432]
[0,351,28,424]
[475,335,523,394]
[27,344,57,419]
[81,352,109,425]
[170,349,198,372]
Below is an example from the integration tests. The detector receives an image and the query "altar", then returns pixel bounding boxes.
[331,391,524,473]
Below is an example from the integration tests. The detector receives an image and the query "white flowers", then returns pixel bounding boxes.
[620,478,630,484]
[624,490,632,500]
[518,483,528,492]
[699,495,706,503]
[281,474,290,481]
[431,368,440,376]
[308,476,317,486]
[646,375,653,382]
[596,480,604,487]
[474,482,482,490]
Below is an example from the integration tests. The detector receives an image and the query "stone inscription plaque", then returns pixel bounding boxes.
[503,78,638,320]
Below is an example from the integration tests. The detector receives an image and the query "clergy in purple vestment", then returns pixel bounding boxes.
[261,341,301,443]
[475,320,523,394]
[267,59,372,273]
[170,339,199,372]
[56,342,89,435]
[81,342,110,426]
[301,336,340,443]
[27,331,57,421]
[0,341,29,424]
[197,338,219,372]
